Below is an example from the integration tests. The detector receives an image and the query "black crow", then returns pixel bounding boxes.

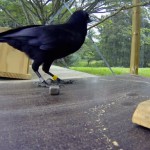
[0,10,91,87]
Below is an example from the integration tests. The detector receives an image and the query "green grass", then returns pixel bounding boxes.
[72,60,105,67]
[70,67,150,77]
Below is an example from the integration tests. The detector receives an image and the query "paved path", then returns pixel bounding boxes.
[0,68,150,150]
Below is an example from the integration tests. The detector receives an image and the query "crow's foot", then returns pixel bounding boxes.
[34,80,50,88]
[46,78,74,85]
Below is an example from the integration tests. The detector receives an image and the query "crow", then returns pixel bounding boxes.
[0,10,91,87]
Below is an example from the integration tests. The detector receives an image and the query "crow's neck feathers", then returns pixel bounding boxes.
[66,10,88,36]
[66,22,87,37]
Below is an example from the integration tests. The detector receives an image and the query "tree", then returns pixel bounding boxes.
[140,8,150,67]
[94,10,132,67]
[0,0,149,67]
[93,6,150,67]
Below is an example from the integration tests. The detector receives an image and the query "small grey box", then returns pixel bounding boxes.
[49,85,60,95]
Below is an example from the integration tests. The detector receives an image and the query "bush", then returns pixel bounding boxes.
[71,60,106,67]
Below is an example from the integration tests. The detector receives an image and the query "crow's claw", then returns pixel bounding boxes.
[57,79,74,84]
[45,78,74,86]
[34,81,49,88]
[45,78,53,85]
[46,78,58,85]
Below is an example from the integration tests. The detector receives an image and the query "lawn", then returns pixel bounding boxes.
[70,67,150,77]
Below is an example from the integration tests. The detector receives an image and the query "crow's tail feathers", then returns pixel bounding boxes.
[0,37,22,51]
[0,25,42,38]
[0,30,11,37]
[0,36,10,43]
[0,38,7,43]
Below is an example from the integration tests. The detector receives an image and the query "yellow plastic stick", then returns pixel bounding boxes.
[52,75,58,81]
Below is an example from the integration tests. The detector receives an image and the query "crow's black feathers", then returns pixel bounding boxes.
[0,10,90,83]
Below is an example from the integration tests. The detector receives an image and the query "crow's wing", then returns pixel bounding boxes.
[0,24,83,51]
[0,25,42,38]
[15,24,82,51]
[36,25,83,51]
[0,25,44,51]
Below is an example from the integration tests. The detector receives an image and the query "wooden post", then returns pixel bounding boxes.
[130,0,141,75]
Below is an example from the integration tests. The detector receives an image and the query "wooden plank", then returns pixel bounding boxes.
[130,0,141,75]
[132,100,150,128]
[0,72,31,80]
[0,27,31,79]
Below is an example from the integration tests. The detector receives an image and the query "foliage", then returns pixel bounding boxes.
[0,0,150,67]
[72,60,105,67]
[140,8,150,67]
[96,10,132,67]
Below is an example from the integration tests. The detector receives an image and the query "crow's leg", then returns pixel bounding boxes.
[42,62,73,84]
[32,61,49,87]
[42,62,61,83]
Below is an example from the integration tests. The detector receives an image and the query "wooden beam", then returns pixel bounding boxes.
[130,0,141,75]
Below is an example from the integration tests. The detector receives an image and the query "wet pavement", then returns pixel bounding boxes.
[0,74,150,150]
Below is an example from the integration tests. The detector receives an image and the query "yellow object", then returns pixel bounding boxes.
[132,100,150,128]
[52,75,58,81]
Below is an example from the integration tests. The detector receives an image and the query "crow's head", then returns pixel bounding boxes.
[68,10,91,24]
